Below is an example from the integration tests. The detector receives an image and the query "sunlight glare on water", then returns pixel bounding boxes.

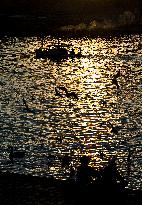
[0,34,141,190]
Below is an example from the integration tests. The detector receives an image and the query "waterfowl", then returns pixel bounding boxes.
[99,99,107,106]
[108,122,119,135]
[58,86,68,93]
[55,87,63,97]
[22,98,35,113]
[46,154,56,166]
[35,45,68,61]
[8,146,25,163]
[23,98,33,112]
[113,69,121,79]
[66,91,79,100]
[112,78,119,89]
[58,86,78,100]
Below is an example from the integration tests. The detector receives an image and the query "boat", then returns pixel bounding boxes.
[35,45,82,61]
[35,45,68,60]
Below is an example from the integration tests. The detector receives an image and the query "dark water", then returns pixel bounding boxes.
[0,34,141,190]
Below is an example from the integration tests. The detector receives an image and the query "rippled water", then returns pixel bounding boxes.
[0,34,141,190]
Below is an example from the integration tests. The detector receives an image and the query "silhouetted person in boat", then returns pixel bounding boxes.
[76,155,100,186]
[61,154,71,168]
[75,156,101,204]
[102,156,125,187]
[101,156,127,204]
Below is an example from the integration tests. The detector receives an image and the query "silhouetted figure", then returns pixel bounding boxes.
[101,157,127,204]
[102,157,124,186]
[8,146,25,163]
[76,155,100,185]
[61,154,71,168]
[75,156,101,204]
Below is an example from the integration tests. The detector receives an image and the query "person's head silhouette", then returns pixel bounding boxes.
[80,155,90,166]
[108,156,117,167]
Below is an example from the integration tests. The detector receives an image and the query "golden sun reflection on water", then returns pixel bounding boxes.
[0,34,141,189]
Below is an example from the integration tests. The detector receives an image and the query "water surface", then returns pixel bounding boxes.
[0,34,141,190]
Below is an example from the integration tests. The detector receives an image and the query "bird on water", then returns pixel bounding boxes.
[8,146,25,163]
[58,86,78,100]
[112,69,121,89]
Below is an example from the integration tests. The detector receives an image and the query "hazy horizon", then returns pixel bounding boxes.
[1,0,142,16]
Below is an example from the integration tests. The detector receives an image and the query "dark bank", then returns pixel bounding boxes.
[0,158,141,205]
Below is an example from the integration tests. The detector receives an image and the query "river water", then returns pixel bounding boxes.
[0,34,141,190]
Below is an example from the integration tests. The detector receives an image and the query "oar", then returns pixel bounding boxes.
[127,147,133,180]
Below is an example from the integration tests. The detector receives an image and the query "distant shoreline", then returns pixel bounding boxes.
[0,15,142,37]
